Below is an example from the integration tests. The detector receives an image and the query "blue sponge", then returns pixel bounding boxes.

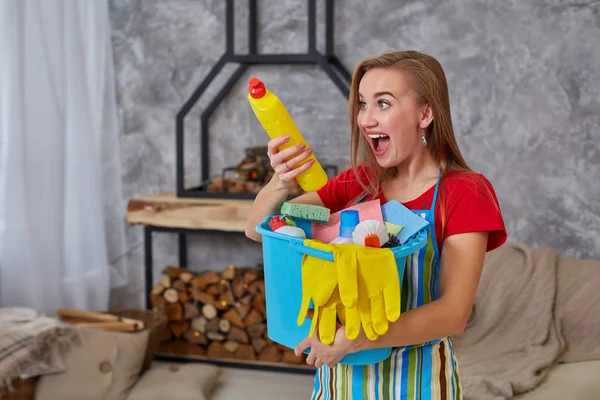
[381,200,429,244]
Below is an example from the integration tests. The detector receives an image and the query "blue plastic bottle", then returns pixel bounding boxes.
[329,210,360,244]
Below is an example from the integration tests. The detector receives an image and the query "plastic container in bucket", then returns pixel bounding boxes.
[256,215,428,365]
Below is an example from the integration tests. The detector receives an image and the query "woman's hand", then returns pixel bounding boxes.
[295,326,360,369]
[267,135,314,191]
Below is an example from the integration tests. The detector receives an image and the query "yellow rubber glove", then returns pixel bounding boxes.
[297,240,340,343]
[328,244,361,341]
[297,240,362,344]
[355,247,401,337]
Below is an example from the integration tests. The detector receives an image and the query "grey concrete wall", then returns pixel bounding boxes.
[108,0,600,307]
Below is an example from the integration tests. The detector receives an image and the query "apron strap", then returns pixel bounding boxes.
[430,169,441,212]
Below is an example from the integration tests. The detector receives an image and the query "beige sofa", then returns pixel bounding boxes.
[32,243,600,399]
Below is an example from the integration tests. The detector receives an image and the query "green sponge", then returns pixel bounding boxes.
[280,202,330,223]
[384,222,403,236]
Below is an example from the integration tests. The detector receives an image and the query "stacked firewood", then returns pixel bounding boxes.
[150,265,306,365]
[207,146,303,195]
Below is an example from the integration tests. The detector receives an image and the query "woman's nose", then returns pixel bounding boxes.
[359,108,377,129]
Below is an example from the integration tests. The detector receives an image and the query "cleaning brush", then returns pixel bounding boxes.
[382,233,401,248]
[352,219,389,247]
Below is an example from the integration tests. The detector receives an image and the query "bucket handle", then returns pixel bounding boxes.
[287,242,334,262]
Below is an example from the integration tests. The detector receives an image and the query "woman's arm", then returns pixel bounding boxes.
[353,230,489,351]
[244,135,325,243]
[244,182,323,242]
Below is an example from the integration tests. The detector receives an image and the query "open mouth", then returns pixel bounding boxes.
[367,133,390,155]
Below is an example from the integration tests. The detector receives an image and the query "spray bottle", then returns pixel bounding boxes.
[247,77,329,192]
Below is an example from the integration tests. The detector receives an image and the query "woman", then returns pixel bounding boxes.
[245,50,507,400]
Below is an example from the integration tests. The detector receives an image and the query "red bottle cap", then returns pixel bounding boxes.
[268,216,286,231]
[248,77,266,99]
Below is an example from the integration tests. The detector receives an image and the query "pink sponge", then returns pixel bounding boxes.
[311,199,384,243]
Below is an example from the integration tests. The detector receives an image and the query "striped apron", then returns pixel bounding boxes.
[311,173,463,400]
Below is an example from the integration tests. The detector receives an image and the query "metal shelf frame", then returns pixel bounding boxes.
[175,0,351,198]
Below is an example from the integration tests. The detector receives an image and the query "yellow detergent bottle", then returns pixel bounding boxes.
[247,77,328,192]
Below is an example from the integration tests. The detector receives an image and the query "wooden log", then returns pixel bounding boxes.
[239,294,253,306]
[163,266,184,278]
[193,291,215,305]
[201,303,217,320]
[165,303,183,321]
[159,275,171,288]
[257,344,281,362]
[247,280,263,295]
[206,332,226,342]
[170,320,190,339]
[206,285,219,296]
[244,271,259,284]
[222,265,236,280]
[219,291,234,307]
[184,303,200,320]
[180,271,194,283]
[282,349,304,364]
[227,326,249,344]
[191,316,207,333]
[207,342,233,359]
[247,323,266,339]
[223,340,240,354]
[222,308,244,328]
[178,292,190,303]
[232,276,245,299]
[183,329,208,346]
[172,279,187,293]
[150,294,166,309]
[252,293,266,316]
[195,271,220,290]
[151,283,166,296]
[206,318,220,333]
[235,344,256,360]
[219,319,231,334]
[215,297,229,311]
[236,304,251,320]
[163,288,179,303]
[244,309,263,327]
[251,337,267,353]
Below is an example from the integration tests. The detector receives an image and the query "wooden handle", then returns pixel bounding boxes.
[57,309,145,330]
[72,321,139,332]
[58,309,118,322]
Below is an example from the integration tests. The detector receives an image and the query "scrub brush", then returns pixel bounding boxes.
[382,233,401,248]
[352,219,389,247]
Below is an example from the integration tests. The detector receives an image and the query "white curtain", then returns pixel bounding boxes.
[0,0,127,314]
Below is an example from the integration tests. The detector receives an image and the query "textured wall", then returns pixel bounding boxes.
[108,0,600,307]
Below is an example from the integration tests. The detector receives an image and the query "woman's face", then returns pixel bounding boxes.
[357,68,429,169]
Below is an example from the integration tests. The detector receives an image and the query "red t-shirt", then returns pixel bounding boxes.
[317,166,507,253]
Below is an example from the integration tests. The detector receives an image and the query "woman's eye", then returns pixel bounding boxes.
[378,100,390,109]
[359,101,367,109]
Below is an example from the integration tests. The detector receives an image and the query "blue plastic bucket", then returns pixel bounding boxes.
[255,215,428,365]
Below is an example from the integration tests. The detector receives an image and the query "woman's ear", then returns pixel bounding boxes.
[419,104,434,130]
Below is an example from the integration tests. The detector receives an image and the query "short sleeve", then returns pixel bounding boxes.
[317,169,356,213]
[441,173,507,252]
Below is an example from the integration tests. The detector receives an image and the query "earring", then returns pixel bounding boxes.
[421,130,427,146]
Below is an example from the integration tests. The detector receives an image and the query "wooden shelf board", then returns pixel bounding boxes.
[127,192,254,232]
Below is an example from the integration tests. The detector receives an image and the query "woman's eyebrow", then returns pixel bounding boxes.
[374,91,396,99]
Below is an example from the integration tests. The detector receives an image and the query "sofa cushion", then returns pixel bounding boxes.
[555,255,600,363]
[126,363,222,400]
[35,327,148,400]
